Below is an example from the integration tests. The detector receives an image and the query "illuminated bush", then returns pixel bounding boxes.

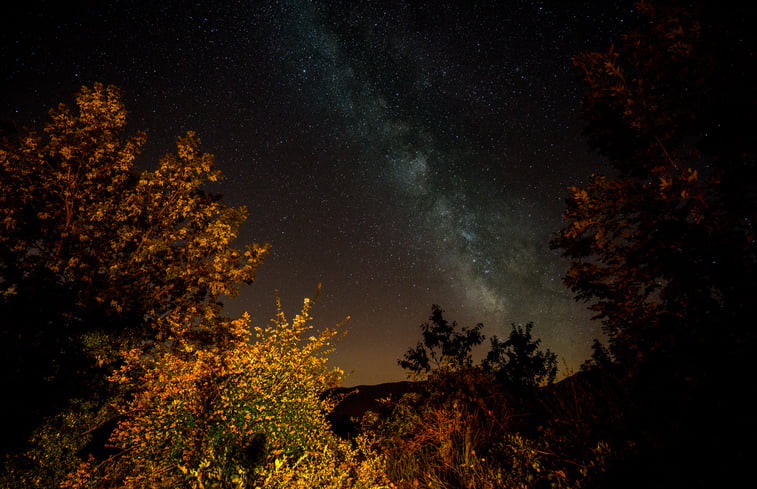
[63,297,389,489]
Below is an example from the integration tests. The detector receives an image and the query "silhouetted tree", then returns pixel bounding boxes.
[378,312,608,488]
[580,339,615,373]
[551,0,757,375]
[398,305,484,377]
[483,322,557,390]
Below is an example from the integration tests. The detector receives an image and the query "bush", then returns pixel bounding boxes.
[62,297,389,489]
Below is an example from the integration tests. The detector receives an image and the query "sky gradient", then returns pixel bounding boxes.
[2,0,636,385]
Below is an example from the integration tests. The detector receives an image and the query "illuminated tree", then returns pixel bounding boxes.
[1,84,389,489]
[0,83,268,482]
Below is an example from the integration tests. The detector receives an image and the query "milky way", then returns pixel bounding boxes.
[242,1,621,381]
[1,0,633,385]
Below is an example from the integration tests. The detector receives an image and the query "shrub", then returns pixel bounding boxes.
[62,297,390,489]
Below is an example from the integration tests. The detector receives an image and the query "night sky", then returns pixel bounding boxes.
[2,1,635,386]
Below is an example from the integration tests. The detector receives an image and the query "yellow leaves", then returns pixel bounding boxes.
[207,169,221,182]
[74,83,128,130]
[572,187,590,204]
[176,131,198,160]
[564,219,592,240]
[103,295,347,484]
[657,167,701,204]
[3,84,357,485]
[59,146,74,160]
[659,175,673,191]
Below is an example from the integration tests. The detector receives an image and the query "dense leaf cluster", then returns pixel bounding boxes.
[0,84,269,455]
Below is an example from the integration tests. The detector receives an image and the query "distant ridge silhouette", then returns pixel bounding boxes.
[326,381,424,438]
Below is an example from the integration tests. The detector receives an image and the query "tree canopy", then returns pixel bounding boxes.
[398,304,484,377]
[550,2,757,485]
[0,83,392,489]
[483,322,558,390]
[61,296,388,489]
[399,305,557,390]
[0,84,270,458]
[551,0,757,373]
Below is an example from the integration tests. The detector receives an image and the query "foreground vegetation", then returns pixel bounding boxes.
[1,1,755,487]
[0,81,388,488]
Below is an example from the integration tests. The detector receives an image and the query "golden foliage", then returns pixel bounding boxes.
[0,83,270,485]
[0,82,270,343]
[65,297,389,489]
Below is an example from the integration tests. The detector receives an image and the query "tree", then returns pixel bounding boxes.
[550,2,757,485]
[483,322,557,390]
[0,84,269,483]
[551,1,757,373]
[398,304,484,377]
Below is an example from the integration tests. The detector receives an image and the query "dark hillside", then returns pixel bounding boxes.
[327,381,424,438]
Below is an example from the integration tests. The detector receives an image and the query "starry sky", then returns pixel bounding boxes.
[2,0,636,386]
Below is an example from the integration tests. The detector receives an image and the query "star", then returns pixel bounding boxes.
[0,0,634,386]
